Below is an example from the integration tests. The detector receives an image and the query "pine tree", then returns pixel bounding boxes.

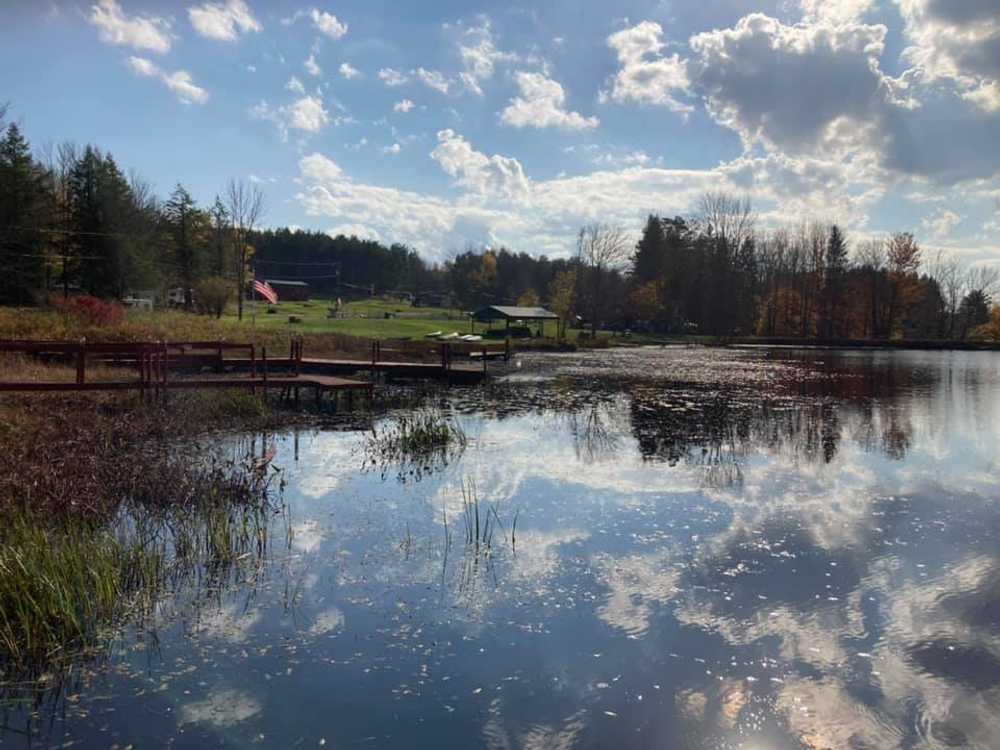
[0,123,46,303]
[164,183,201,308]
[821,224,848,338]
[631,215,667,285]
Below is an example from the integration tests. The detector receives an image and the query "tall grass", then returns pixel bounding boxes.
[0,454,282,679]
[363,408,468,481]
[0,306,371,358]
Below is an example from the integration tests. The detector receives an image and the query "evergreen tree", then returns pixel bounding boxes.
[164,183,202,308]
[631,215,667,285]
[821,224,849,338]
[0,123,46,303]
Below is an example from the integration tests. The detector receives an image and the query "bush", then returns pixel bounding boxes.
[194,277,232,319]
[51,295,124,327]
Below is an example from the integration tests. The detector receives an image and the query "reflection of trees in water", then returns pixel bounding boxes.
[564,401,623,464]
[626,370,929,479]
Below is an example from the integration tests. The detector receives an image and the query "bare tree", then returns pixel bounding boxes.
[856,237,887,337]
[698,191,756,253]
[965,265,1000,300]
[576,223,630,336]
[225,178,265,320]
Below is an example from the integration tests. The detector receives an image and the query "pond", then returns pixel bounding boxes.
[3,347,1000,749]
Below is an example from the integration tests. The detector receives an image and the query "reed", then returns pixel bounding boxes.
[363,408,468,480]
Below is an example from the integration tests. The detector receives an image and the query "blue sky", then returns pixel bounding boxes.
[1,0,999,264]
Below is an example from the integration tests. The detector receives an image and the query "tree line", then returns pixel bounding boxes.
[2,110,996,340]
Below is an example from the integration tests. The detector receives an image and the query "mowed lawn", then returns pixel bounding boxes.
[223,298,481,340]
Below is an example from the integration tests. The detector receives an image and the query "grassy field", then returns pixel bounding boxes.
[226,297,476,340]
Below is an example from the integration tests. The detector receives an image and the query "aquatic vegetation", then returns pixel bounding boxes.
[363,408,468,481]
[0,456,282,686]
[457,480,518,556]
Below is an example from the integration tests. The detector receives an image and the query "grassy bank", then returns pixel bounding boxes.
[0,370,290,686]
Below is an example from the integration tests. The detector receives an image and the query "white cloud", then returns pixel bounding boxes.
[127,55,158,77]
[378,67,408,86]
[686,12,1000,184]
[89,0,171,54]
[127,56,209,104]
[800,0,875,25]
[431,129,529,200]
[188,0,261,42]
[415,68,451,95]
[896,0,1000,112]
[304,52,322,76]
[295,147,728,260]
[382,143,402,155]
[689,14,888,154]
[309,8,347,40]
[282,7,348,39]
[393,99,415,113]
[592,150,652,168]
[603,21,692,113]
[286,75,305,94]
[501,71,599,131]
[457,17,520,96]
[252,95,330,140]
[339,62,362,80]
[922,208,962,239]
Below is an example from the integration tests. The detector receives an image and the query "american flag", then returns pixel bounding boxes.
[252,279,278,304]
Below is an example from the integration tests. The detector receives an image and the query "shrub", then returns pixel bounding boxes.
[194,277,232,319]
[51,295,124,327]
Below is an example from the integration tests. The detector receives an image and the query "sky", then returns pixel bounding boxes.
[1,0,999,265]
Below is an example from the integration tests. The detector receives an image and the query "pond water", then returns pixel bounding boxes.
[3,347,1000,749]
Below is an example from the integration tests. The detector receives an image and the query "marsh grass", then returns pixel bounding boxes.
[363,408,468,481]
[457,480,518,556]
[0,454,282,686]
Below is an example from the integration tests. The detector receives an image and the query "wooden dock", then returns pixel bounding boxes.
[0,336,501,400]
[0,339,373,404]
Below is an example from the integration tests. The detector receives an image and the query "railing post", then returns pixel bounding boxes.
[505,337,510,362]
[483,346,488,375]
[250,344,256,379]
[76,338,86,384]
[262,347,268,383]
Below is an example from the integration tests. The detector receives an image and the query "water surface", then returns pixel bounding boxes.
[4,347,1000,749]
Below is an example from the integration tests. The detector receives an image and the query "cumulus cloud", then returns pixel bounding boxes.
[188,0,261,42]
[286,75,305,94]
[339,62,361,79]
[896,0,1000,112]
[689,14,888,153]
[382,143,402,155]
[252,95,330,140]
[684,11,1000,184]
[295,146,729,260]
[309,8,347,40]
[800,0,875,25]
[457,17,520,96]
[922,208,962,239]
[378,67,408,86]
[603,21,692,113]
[89,0,171,54]
[304,52,322,76]
[282,7,348,39]
[431,129,530,200]
[415,68,451,95]
[393,99,415,113]
[127,56,209,104]
[500,71,599,130]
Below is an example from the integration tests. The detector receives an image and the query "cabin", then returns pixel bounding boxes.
[264,279,311,301]
[472,305,559,337]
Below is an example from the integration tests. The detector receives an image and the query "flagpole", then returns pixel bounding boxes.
[251,265,257,327]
